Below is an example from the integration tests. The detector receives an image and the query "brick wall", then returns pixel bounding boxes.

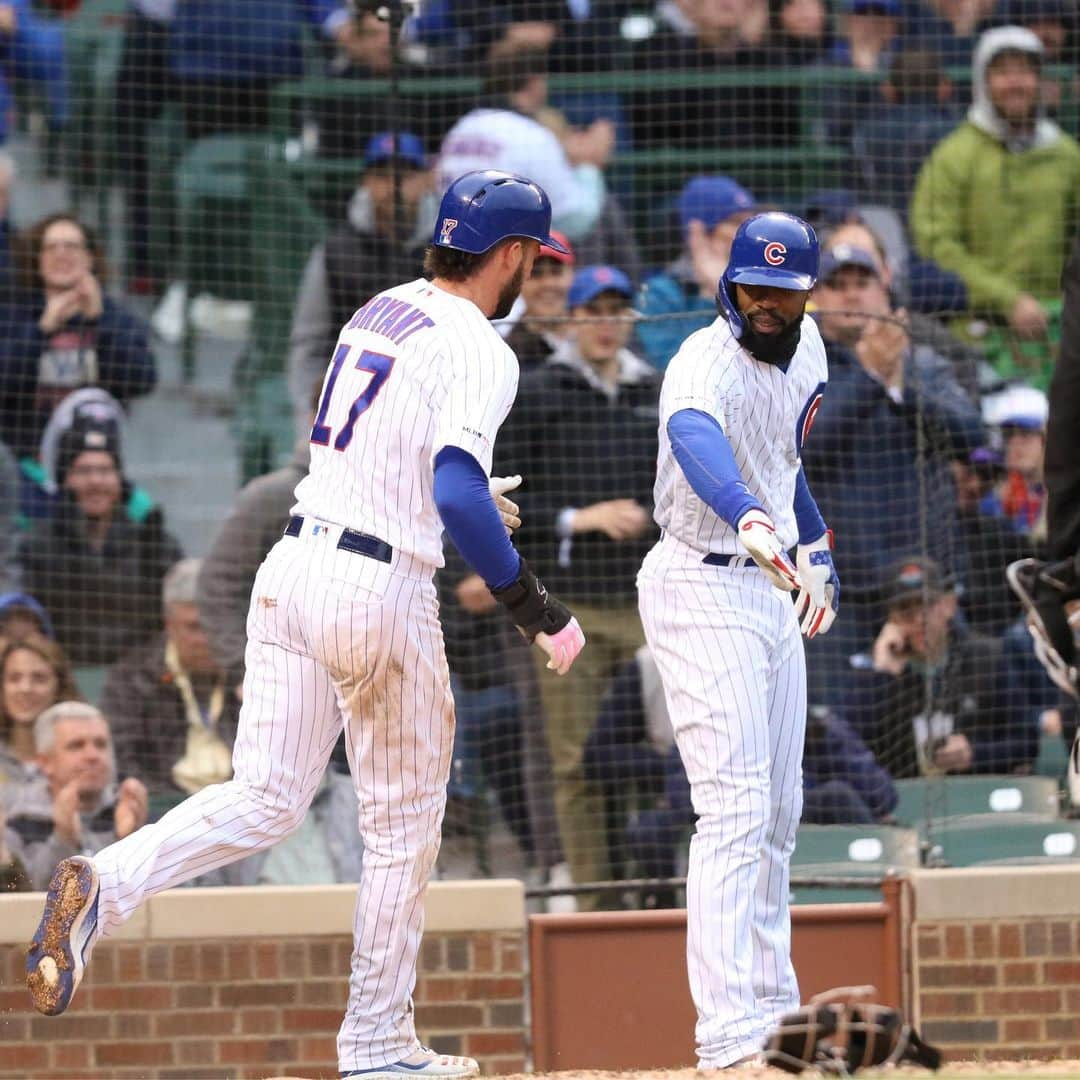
[910,866,1080,1063]
[0,930,526,1079]
[0,882,527,1080]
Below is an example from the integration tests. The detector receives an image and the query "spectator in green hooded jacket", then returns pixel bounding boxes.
[911,25,1080,387]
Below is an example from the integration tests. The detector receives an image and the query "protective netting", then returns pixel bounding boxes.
[0,0,1076,907]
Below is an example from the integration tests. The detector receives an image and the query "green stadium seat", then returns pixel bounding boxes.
[892,776,1060,836]
[927,818,1080,867]
[792,824,921,878]
[790,825,920,905]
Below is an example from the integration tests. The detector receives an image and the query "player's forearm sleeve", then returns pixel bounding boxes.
[433,445,521,592]
[793,466,827,544]
[667,409,763,529]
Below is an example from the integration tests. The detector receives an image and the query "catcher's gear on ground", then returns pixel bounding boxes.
[737,509,799,592]
[763,986,943,1075]
[1007,556,1079,699]
[795,529,839,639]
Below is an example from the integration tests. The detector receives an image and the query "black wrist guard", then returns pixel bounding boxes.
[492,559,572,642]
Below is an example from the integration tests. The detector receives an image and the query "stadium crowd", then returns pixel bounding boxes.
[0,0,1078,907]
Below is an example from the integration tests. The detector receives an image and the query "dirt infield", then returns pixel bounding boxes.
[271,1064,1080,1080]
[479,1065,1080,1080]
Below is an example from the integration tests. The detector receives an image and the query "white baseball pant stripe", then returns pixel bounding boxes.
[93,522,454,1072]
[637,535,806,1069]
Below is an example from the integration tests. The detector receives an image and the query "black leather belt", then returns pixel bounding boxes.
[285,515,392,564]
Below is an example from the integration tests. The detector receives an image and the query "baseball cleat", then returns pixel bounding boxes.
[26,856,100,1016]
[340,1047,480,1078]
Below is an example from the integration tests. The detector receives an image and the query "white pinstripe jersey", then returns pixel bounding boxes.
[653,312,828,555]
[292,277,520,567]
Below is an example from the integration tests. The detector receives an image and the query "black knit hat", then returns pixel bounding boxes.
[55,417,122,489]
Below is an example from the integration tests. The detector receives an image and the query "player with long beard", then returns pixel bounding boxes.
[637,212,839,1068]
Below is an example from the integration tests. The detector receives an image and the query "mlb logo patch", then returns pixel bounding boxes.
[439,218,459,245]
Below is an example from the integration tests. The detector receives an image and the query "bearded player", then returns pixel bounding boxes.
[637,212,839,1068]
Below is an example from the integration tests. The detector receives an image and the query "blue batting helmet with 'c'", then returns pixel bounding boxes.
[718,212,819,338]
[433,170,571,256]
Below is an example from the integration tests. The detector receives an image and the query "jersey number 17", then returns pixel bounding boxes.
[310,343,395,452]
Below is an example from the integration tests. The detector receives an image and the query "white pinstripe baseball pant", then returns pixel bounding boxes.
[637,534,806,1069]
[92,520,455,1071]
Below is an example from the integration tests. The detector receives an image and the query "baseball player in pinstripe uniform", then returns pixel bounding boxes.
[26,170,585,1079]
[637,213,839,1069]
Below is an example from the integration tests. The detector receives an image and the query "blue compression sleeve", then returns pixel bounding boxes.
[433,446,521,591]
[667,409,764,529]
[793,466,827,545]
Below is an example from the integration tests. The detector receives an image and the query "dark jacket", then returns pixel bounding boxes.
[584,650,673,795]
[629,25,797,149]
[436,543,512,693]
[102,634,241,797]
[846,623,1037,779]
[804,708,898,820]
[19,490,183,665]
[802,336,983,595]
[170,0,335,82]
[0,294,156,459]
[1046,234,1080,560]
[494,346,660,605]
[504,321,561,373]
[957,508,1032,634]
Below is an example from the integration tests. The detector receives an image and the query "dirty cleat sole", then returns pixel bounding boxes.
[26,856,100,1016]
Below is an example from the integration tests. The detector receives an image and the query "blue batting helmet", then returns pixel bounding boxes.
[718,212,819,338]
[433,170,570,256]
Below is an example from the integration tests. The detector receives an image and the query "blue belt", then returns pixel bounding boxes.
[285,515,393,564]
[702,553,755,568]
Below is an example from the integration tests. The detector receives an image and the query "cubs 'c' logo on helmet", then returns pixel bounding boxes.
[439,218,459,246]
[764,241,787,266]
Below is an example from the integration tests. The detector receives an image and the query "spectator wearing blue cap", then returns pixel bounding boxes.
[636,176,758,371]
[495,264,660,909]
[287,132,435,437]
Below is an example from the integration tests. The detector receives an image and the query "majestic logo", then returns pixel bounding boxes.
[764,241,787,266]
[439,218,459,246]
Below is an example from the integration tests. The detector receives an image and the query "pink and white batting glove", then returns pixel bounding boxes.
[795,529,840,638]
[737,509,799,592]
[489,474,522,535]
[536,618,586,675]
